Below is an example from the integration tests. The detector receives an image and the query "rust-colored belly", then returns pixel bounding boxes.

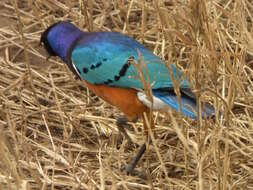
[84,81,149,121]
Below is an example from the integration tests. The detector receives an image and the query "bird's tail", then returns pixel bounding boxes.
[153,89,215,119]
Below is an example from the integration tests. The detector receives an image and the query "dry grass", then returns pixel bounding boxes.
[0,0,253,189]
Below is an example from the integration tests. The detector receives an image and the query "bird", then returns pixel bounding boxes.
[40,21,214,177]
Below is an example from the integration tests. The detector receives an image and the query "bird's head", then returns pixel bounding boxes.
[40,21,83,62]
[40,22,59,58]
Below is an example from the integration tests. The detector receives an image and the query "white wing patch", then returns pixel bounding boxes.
[137,92,170,110]
[72,61,82,78]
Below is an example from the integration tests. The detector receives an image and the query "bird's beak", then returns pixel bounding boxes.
[39,41,51,61]
[38,40,43,47]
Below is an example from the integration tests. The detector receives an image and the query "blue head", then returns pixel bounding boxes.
[40,21,83,62]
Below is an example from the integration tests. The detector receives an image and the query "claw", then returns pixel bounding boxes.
[121,164,147,179]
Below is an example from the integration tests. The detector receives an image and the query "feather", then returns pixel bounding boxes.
[40,21,215,119]
[71,32,189,90]
[152,90,215,119]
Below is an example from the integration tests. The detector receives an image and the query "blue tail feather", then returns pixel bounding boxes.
[153,90,215,119]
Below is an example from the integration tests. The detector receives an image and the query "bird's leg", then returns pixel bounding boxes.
[117,116,147,178]
[119,113,154,179]
[116,116,134,144]
[121,142,147,178]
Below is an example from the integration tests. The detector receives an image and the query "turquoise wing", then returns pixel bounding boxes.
[71,32,189,90]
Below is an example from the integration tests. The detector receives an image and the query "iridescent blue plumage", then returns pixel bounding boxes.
[41,21,214,119]
[72,32,189,89]
[152,90,215,118]
[46,22,83,62]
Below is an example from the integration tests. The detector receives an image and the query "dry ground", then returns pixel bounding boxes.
[0,0,253,189]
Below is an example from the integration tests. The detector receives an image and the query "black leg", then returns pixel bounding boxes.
[121,143,147,179]
[116,116,148,179]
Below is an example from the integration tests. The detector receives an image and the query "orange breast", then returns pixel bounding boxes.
[84,81,149,121]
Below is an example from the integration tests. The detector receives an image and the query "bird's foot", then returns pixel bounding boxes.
[120,164,147,179]
[120,143,147,179]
